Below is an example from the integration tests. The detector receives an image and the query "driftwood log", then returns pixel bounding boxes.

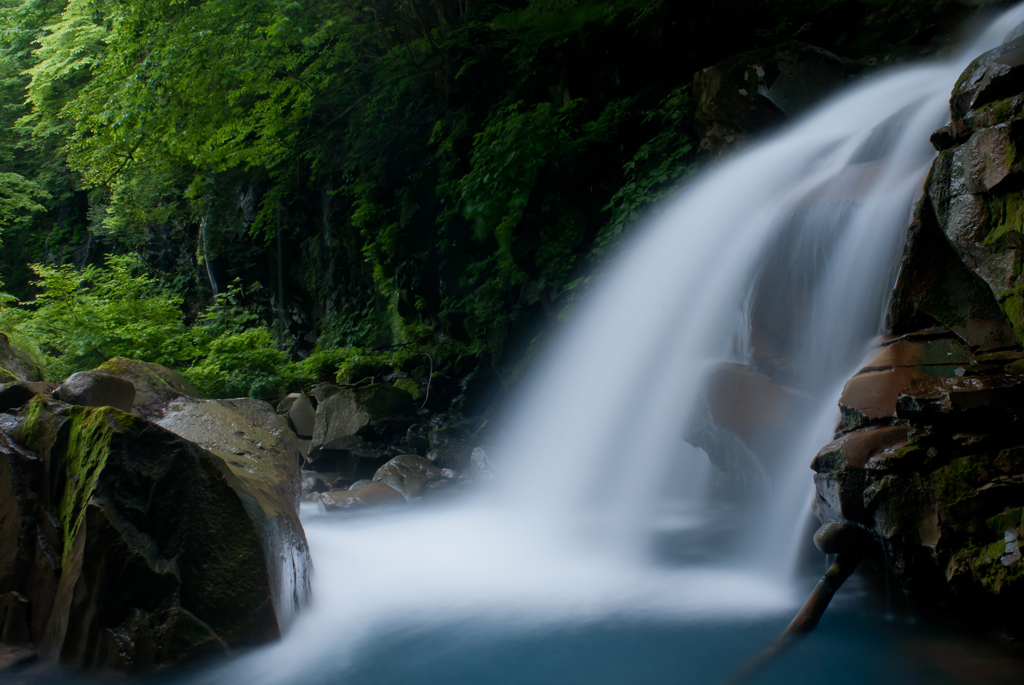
[725,523,863,684]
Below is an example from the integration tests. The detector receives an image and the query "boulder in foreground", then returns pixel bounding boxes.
[0,395,311,670]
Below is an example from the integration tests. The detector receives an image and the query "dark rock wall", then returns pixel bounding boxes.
[812,32,1024,632]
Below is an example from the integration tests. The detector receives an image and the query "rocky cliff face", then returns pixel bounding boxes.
[812,32,1024,632]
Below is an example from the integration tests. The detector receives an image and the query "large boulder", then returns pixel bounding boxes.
[0,333,43,383]
[56,371,136,413]
[148,396,310,628]
[0,396,310,670]
[94,357,198,416]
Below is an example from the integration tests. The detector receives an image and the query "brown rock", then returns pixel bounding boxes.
[94,358,197,416]
[56,372,136,413]
[373,454,451,498]
[317,481,405,511]
[0,382,56,414]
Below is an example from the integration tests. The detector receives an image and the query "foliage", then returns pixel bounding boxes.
[2,254,191,380]
[0,0,977,406]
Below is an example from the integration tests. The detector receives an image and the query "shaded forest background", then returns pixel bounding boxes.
[0,0,1000,411]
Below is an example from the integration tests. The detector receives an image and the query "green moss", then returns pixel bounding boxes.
[0,369,16,384]
[56,405,134,565]
[930,454,993,507]
[987,506,1024,537]
[973,95,1019,125]
[393,378,420,400]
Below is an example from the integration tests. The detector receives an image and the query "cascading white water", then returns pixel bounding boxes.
[186,7,1024,684]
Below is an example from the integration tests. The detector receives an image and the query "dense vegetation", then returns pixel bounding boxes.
[0,0,985,406]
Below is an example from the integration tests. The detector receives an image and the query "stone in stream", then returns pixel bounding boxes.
[56,371,136,413]
[317,481,405,512]
[0,395,311,670]
[373,454,453,499]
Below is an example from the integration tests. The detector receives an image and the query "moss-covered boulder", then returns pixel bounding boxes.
[0,333,42,383]
[0,395,310,670]
[813,330,1024,615]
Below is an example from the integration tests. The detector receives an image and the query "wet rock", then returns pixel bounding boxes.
[694,41,860,158]
[0,644,36,669]
[688,363,822,484]
[951,38,1024,122]
[0,397,309,670]
[94,358,197,416]
[145,397,310,631]
[813,522,865,556]
[0,381,57,414]
[308,384,414,464]
[373,454,451,498]
[885,195,1017,351]
[317,481,405,512]
[0,333,42,383]
[56,372,136,413]
[426,422,478,470]
[458,447,494,486]
[277,393,315,438]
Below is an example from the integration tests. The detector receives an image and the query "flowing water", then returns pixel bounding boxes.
[11,6,1024,685]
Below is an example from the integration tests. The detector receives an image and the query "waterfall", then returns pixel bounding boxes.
[189,6,1024,684]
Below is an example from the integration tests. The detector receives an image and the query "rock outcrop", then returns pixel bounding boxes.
[811,33,1024,632]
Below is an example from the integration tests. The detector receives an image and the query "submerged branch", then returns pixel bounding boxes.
[725,553,860,685]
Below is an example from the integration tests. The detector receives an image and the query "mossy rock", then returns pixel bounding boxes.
[0,396,310,670]
[0,333,43,383]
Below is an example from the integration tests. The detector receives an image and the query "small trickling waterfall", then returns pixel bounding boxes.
[186,6,1024,685]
